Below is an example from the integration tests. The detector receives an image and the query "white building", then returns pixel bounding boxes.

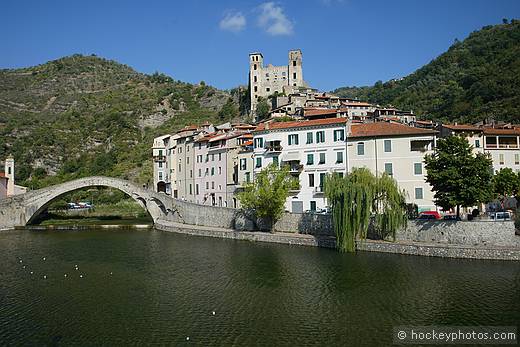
[440,124,520,173]
[253,118,348,213]
[347,122,437,212]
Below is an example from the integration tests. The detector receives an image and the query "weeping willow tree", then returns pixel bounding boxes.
[325,168,407,252]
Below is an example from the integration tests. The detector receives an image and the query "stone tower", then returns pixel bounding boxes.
[5,155,14,196]
[248,49,307,118]
[288,49,303,88]
[249,52,264,115]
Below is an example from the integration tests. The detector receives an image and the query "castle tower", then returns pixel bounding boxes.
[5,155,14,196]
[249,52,264,114]
[288,49,303,89]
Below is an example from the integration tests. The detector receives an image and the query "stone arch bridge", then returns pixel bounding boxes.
[0,176,177,229]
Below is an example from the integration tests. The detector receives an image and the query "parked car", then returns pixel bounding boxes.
[417,211,442,220]
[443,214,460,221]
[489,211,512,220]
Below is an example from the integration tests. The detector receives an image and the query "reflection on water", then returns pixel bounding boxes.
[0,229,518,345]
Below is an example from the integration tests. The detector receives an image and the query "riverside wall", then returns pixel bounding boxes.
[160,199,520,260]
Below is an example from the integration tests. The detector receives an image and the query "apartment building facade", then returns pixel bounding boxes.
[253,118,348,213]
[440,124,520,173]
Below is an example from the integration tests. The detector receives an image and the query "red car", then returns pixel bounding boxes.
[417,211,442,220]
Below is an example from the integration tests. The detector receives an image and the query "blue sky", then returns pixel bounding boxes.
[1,0,519,91]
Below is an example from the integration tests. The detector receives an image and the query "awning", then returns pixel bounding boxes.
[282,152,300,162]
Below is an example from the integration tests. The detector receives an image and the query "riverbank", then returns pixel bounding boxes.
[155,220,520,261]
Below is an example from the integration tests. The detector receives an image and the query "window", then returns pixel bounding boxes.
[158,161,163,168]
[206,182,209,189]
[198,169,202,177]
[189,184,192,195]
[384,139,392,152]
[293,72,296,79]
[333,129,345,141]
[186,157,189,164]
[310,201,317,211]
[212,182,215,189]
[158,172,163,180]
[190,170,193,178]
[307,154,314,165]
[288,134,299,145]
[357,142,365,155]
[319,153,326,164]
[475,139,480,148]
[219,185,222,191]
[178,163,181,172]
[336,151,344,164]
[306,132,313,144]
[218,167,222,175]
[205,155,209,162]
[308,173,314,187]
[266,87,270,92]
[273,156,279,166]
[516,154,519,165]
[319,173,326,189]
[254,138,264,149]
[254,64,257,70]
[196,184,199,195]
[240,158,247,170]
[316,131,325,143]
[499,154,505,165]
[292,60,296,67]
[211,167,215,176]
[414,163,422,175]
[384,163,393,176]
[212,154,215,161]
[256,157,262,168]
[205,168,209,175]
[253,76,257,82]
[179,147,182,153]
[254,86,258,92]
[415,187,424,200]
[245,172,250,183]
[219,153,222,161]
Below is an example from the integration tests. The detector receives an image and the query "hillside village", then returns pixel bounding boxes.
[152,50,520,214]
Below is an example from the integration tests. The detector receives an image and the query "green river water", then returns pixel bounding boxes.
[0,228,518,346]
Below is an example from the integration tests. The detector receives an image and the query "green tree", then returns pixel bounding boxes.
[493,168,520,208]
[325,168,407,253]
[218,97,239,120]
[424,136,493,217]
[237,164,299,231]
[255,97,270,121]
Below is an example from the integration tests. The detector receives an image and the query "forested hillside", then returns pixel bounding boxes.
[0,54,243,189]
[334,20,520,123]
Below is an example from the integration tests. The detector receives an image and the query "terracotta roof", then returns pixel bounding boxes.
[416,120,435,125]
[442,124,481,131]
[255,118,347,132]
[350,122,437,138]
[304,108,348,117]
[341,101,373,107]
[177,124,198,133]
[483,128,520,136]
[241,140,253,146]
[194,131,219,143]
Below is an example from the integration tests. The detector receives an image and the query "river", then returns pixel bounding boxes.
[0,228,518,345]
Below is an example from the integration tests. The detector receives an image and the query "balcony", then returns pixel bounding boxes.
[288,164,303,174]
[314,186,325,195]
[153,155,166,162]
[265,141,282,152]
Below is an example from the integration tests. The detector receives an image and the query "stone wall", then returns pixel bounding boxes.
[165,200,520,250]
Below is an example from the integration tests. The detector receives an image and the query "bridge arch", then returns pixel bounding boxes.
[20,176,169,225]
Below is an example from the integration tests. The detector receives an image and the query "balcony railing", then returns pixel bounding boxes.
[265,144,283,152]
[153,155,166,162]
[289,164,303,174]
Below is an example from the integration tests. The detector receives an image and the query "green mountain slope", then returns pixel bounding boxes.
[334,20,520,123]
[0,54,242,189]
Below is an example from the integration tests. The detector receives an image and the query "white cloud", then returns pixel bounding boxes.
[257,2,294,36]
[219,12,246,33]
